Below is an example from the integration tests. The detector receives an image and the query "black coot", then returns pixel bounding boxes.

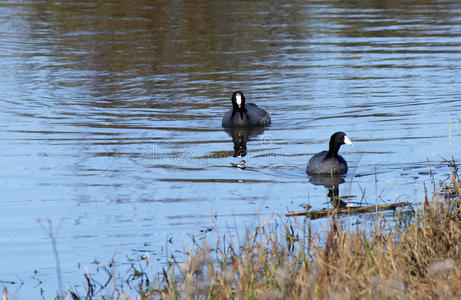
[222,91,271,128]
[306,132,353,175]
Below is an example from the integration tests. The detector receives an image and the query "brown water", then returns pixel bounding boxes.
[2,0,461,297]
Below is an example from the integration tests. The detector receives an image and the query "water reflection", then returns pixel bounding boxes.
[308,174,348,208]
[224,126,266,158]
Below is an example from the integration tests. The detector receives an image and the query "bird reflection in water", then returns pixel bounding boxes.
[224,127,266,170]
[308,174,348,208]
[224,126,266,158]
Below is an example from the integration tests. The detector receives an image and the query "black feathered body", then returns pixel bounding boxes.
[222,103,271,128]
[306,151,348,175]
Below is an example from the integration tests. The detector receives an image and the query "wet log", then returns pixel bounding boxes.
[286,202,410,219]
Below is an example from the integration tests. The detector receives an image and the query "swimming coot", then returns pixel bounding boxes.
[306,132,353,175]
[222,91,271,128]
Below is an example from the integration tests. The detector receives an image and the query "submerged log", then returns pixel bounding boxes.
[286,202,410,219]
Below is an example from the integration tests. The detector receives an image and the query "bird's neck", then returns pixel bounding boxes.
[326,142,340,158]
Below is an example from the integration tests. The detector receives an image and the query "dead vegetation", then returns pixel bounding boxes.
[152,165,461,299]
[7,164,460,299]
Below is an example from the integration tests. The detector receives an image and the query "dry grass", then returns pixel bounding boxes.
[10,165,460,299]
[150,168,461,300]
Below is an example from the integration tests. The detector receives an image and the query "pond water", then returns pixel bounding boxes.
[2,0,461,298]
